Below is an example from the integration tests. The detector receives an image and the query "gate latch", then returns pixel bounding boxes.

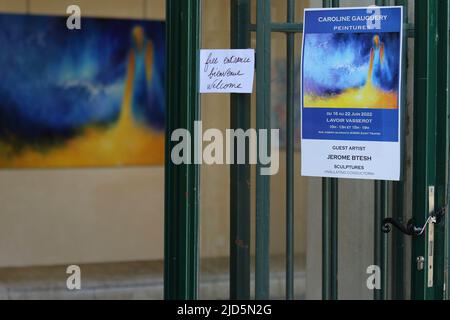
[383,187,440,288]
[382,191,445,237]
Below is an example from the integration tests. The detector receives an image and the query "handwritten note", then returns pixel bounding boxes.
[199,49,255,94]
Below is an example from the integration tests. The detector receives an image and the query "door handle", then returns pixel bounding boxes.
[382,206,445,237]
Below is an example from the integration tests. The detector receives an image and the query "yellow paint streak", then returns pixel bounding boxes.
[304,84,398,109]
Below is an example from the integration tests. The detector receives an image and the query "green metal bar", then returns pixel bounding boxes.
[322,179,332,300]
[330,0,340,300]
[164,0,201,300]
[330,178,338,298]
[250,23,415,37]
[322,0,339,301]
[286,0,295,300]
[434,0,449,301]
[446,1,450,300]
[322,182,339,301]
[322,0,332,301]
[270,23,303,33]
[373,0,390,301]
[255,0,272,300]
[250,22,415,37]
[391,0,408,301]
[392,179,405,299]
[322,179,332,299]
[411,0,438,300]
[374,181,389,300]
[323,184,339,297]
[230,0,252,301]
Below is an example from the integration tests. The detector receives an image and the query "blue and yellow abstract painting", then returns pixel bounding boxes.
[0,14,165,168]
[303,32,400,109]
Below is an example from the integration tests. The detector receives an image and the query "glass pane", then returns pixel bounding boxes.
[199,0,231,300]
[0,0,165,300]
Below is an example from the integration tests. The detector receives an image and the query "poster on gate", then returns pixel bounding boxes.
[300,6,403,181]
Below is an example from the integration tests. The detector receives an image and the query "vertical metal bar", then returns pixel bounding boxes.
[392,181,406,300]
[374,181,389,300]
[322,183,339,302]
[373,0,390,301]
[391,0,408,301]
[322,179,332,299]
[322,0,339,301]
[331,0,339,299]
[255,0,272,300]
[434,0,449,301]
[286,0,295,300]
[330,177,338,298]
[323,0,339,7]
[321,0,331,301]
[164,0,201,300]
[411,0,438,300]
[392,183,405,300]
[230,0,252,301]
[446,1,450,300]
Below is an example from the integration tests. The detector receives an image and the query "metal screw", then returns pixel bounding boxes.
[417,256,425,271]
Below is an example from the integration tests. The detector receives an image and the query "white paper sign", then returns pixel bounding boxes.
[199,49,255,94]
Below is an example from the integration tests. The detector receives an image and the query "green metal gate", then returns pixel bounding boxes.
[165,0,450,300]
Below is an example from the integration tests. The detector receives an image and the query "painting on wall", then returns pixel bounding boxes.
[0,14,165,168]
